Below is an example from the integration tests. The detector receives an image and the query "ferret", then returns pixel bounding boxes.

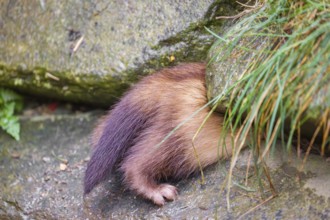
[84,63,235,206]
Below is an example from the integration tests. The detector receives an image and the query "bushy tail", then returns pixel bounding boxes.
[84,100,149,194]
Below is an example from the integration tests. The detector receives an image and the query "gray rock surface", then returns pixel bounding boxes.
[0,0,240,106]
[0,109,329,219]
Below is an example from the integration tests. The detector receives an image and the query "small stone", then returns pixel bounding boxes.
[11,152,21,159]
[59,163,67,171]
[42,157,51,163]
[199,205,208,210]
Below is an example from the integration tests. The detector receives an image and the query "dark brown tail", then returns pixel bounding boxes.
[84,98,150,194]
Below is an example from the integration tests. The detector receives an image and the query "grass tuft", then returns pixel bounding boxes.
[210,0,330,209]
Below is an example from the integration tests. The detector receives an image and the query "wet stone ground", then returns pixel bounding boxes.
[0,103,329,219]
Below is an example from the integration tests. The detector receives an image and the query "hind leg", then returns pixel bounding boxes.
[120,157,178,206]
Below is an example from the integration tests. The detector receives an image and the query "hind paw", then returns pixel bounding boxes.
[149,184,178,206]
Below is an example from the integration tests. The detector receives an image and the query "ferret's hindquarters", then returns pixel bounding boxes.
[119,109,232,206]
[84,63,234,206]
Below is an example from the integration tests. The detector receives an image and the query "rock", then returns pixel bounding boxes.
[59,163,67,171]
[42,157,51,163]
[0,0,241,107]
[0,110,329,219]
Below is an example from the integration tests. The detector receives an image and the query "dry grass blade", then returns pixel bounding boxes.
[237,194,276,220]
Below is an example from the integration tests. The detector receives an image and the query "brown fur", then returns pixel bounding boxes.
[85,63,235,206]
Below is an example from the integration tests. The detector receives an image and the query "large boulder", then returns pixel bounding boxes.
[0,0,241,107]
